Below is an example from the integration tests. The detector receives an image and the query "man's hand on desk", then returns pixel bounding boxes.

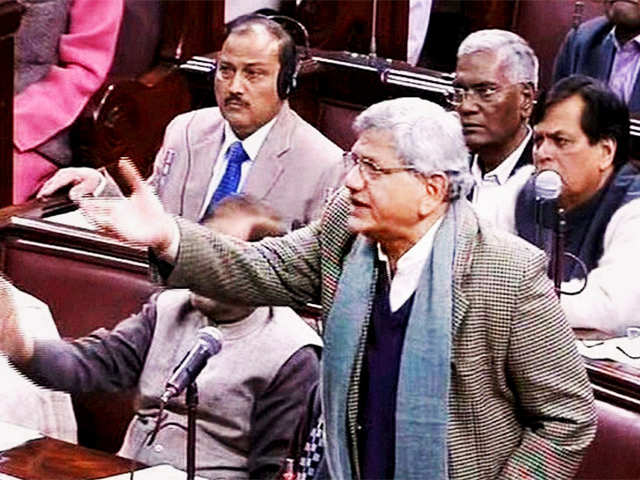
[0,276,34,365]
[78,159,179,260]
[37,167,103,200]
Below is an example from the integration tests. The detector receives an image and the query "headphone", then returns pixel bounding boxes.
[276,33,298,99]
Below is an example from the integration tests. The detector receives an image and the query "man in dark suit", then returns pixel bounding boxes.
[452,29,537,211]
[77,97,596,480]
[553,0,640,114]
[38,14,345,228]
[516,76,640,335]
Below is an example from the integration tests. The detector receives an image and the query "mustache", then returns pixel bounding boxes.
[224,95,249,107]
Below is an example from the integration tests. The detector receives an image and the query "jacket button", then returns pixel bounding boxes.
[154,444,164,453]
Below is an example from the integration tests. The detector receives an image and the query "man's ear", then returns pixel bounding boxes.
[419,174,448,215]
[598,137,617,171]
[520,83,536,120]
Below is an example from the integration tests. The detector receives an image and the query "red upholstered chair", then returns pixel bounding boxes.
[575,399,640,479]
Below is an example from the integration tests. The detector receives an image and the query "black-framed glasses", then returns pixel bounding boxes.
[446,82,519,107]
[342,151,421,182]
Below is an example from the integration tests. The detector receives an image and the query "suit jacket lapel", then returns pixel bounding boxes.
[629,74,640,113]
[510,138,533,177]
[185,120,224,221]
[452,202,475,339]
[243,103,291,200]
[596,34,616,80]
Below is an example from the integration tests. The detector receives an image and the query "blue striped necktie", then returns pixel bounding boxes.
[205,141,250,218]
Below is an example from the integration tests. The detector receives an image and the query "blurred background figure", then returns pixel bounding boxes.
[553,0,640,114]
[13,0,123,203]
[0,275,76,442]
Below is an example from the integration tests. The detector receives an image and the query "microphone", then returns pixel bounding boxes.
[160,326,223,404]
[535,169,562,201]
[534,170,565,295]
[534,170,562,237]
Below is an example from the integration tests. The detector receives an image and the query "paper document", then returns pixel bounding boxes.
[46,209,97,230]
[0,421,43,451]
[576,336,640,368]
[96,464,206,480]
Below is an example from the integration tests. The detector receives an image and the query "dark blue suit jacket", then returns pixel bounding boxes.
[553,16,640,114]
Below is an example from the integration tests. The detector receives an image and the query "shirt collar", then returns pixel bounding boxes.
[222,115,278,161]
[609,27,640,50]
[471,128,531,186]
[376,216,443,312]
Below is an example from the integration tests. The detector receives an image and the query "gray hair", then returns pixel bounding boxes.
[353,97,473,199]
[457,29,539,89]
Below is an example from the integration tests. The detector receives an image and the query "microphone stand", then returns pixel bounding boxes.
[534,196,543,247]
[551,207,566,297]
[186,382,198,480]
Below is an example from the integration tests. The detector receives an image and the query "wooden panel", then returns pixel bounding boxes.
[515,0,603,91]
[294,0,409,60]
[0,212,154,453]
[0,1,24,208]
[0,217,153,337]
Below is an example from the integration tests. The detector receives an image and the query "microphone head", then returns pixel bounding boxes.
[198,326,223,355]
[535,170,563,200]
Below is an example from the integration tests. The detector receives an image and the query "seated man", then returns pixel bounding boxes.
[38,14,345,228]
[452,29,537,212]
[80,97,596,479]
[0,284,76,442]
[487,75,640,336]
[0,196,321,479]
[553,0,640,114]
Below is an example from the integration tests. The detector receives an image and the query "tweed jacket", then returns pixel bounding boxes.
[143,102,345,227]
[159,190,596,479]
[553,16,640,113]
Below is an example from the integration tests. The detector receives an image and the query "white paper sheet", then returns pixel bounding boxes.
[576,336,640,368]
[0,421,43,451]
[46,209,96,230]
[95,464,206,480]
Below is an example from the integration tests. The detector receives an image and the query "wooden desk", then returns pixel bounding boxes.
[574,328,640,412]
[585,358,640,412]
[0,437,143,480]
[0,199,153,454]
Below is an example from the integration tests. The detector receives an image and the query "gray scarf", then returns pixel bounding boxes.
[322,203,458,479]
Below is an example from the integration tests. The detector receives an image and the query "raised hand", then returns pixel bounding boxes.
[78,159,177,254]
[0,275,34,364]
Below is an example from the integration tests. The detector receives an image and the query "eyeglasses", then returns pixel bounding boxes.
[446,83,520,107]
[342,151,421,182]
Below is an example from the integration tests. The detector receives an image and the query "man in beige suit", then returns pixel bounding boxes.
[39,14,344,228]
[77,97,596,479]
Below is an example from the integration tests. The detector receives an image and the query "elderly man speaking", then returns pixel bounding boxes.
[80,98,596,480]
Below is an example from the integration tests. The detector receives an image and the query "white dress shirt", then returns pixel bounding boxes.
[608,29,640,104]
[377,217,443,312]
[407,0,433,66]
[470,129,531,209]
[198,117,277,219]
